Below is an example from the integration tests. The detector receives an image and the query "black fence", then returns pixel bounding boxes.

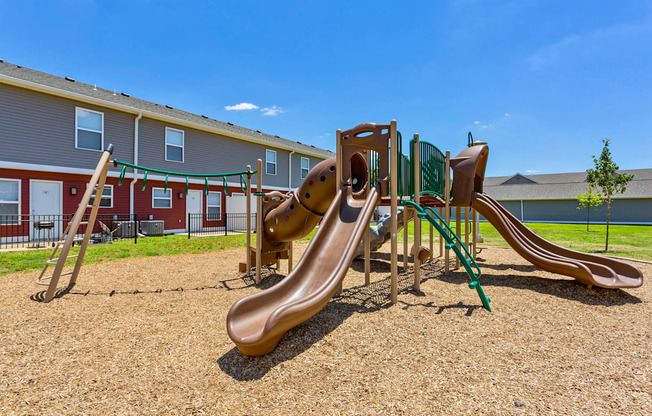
[0,214,138,250]
[187,213,256,238]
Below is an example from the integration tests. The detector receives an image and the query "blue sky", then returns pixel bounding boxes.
[2,0,651,176]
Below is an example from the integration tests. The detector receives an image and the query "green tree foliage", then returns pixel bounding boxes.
[576,184,603,231]
[586,139,635,251]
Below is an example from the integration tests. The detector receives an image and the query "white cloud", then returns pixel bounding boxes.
[474,120,481,124]
[482,123,494,129]
[525,169,541,174]
[224,102,259,111]
[504,113,511,117]
[261,106,285,116]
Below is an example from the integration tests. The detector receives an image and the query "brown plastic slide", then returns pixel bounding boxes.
[227,185,380,356]
[471,191,643,288]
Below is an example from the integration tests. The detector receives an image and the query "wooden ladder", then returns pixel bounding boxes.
[36,145,114,302]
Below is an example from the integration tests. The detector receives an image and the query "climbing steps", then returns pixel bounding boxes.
[35,145,114,302]
[402,200,491,312]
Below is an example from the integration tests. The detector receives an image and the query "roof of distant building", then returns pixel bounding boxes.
[484,169,652,200]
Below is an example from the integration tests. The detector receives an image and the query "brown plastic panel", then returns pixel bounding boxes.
[450,144,489,207]
[227,185,380,355]
[340,123,391,196]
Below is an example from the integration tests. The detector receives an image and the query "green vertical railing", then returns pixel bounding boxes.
[409,138,445,198]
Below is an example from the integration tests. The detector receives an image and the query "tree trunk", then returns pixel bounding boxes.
[605,199,611,252]
[586,206,590,231]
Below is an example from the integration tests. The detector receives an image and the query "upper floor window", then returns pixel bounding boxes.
[76,108,103,151]
[0,179,20,224]
[165,128,184,163]
[152,188,172,208]
[89,184,113,208]
[266,149,277,175]
[207,191,222,221]
[301,157,310,179]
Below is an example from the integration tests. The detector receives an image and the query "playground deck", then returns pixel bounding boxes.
[1,243,649,415]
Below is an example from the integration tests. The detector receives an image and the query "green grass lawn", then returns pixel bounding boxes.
[400,220,652,261]
[1,221,649,277]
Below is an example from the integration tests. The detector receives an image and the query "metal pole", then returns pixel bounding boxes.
[413,134,421,291]
[444,151,450,275]
[246,166,251,276]
[390,120,398,304]
[256,159,262,284]
[336,129,343,295]
[364,150,371,285]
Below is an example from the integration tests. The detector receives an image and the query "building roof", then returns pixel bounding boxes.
[484,169,652,200]
[0,60,334,159]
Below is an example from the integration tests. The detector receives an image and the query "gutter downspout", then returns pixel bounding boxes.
[288,150,296,190]
[130,112,143,216]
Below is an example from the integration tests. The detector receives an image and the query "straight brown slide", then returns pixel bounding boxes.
[227,185,380,356]
[472,191,643,289]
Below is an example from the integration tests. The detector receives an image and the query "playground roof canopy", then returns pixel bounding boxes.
[484,168,652,200]
[0,60,334,159]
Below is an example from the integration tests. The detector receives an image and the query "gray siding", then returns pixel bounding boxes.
[0,84,134,170]
[138,117,326,189]
[289,153,330,188]
[479,198,652,224]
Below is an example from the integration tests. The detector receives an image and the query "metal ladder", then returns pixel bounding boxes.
[36,145,114,303]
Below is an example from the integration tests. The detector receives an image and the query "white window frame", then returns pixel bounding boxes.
[75,107,104,152]
[300,157,310,179]
[0,178,21,225]
[152,187,172,209]
[266,149,277,175]
[88,184,113,208]
[207,191,222,221]
[165,127,185,163]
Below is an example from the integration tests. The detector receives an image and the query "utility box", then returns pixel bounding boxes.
[140,220,164,236]
[113,221,136,238]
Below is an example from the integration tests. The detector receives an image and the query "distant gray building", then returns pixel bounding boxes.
[482,169,652,225]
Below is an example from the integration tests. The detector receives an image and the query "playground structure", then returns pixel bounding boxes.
[35,150,255,303]
[227,120,644,356]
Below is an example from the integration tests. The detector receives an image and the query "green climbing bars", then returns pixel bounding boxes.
[402,200,491,312]
[113,159,256,196]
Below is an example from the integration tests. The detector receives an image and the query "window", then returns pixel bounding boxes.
[152,188,172,208]
[165,127,184,162]
[266,149,277,175]
[75,107,104,151]
[0,179,20,224]
[301,157,310,179]
[89,185,113,208]
[207,191,222,220]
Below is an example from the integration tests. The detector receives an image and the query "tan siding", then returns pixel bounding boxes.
[0,83,134,170]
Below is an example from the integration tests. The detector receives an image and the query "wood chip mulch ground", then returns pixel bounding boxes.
[0,243,650,415]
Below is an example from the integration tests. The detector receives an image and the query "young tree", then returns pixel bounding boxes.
[586,139,635,251]
[576,184,603,231]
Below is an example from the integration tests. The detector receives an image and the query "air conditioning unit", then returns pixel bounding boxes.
[113,221,136,238]
[140,220,164,236]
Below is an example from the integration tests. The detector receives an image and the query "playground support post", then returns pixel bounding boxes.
[456,207,461,269]
[439,207,444,257]
[335,129,343,295]
[288,242,293,273]
[256,159,262,284]
[364,150,371,285]
[444,151,451,274]
[472,209,478,259]
[246,165,252,276]
[465,207,470,259]
[413,134,421,291]
[390,120,398,304]
[403,206,409,270]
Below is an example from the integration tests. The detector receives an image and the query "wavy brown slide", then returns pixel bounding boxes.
[471,191,643,289]
[227,185,379,356]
